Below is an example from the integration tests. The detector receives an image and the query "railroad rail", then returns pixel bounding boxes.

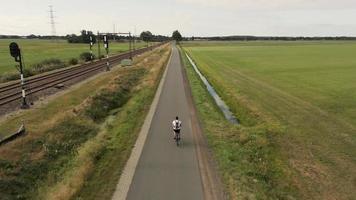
[0,42,167,107]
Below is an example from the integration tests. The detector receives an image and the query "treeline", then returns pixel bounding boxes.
[151,35,170,42]
[0,30,171,43]
[66,30,97,43]
[66,30,133,44]
[2,34,356,41]
[67,30,170,44]
[0,35,66,39]
[189,35,356,41]
[139,31,170,43]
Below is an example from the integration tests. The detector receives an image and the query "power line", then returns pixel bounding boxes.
[113,24,116,41]
[134,26,137,50]
[49,5,56,38]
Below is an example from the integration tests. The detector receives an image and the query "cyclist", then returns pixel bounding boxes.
[172,116,182,141]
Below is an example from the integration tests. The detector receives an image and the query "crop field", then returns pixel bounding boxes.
[0,39,148,75]
[182,41,356,199]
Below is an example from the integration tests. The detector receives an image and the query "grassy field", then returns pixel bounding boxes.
[182,41,356,199]
[0,39,148,75]
[0,45,170,199]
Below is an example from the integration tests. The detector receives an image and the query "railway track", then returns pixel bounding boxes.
[0,42,166,107]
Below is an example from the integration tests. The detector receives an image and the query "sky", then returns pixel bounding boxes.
[1,0,356,37]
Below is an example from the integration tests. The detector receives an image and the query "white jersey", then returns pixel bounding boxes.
[172,120,182,130]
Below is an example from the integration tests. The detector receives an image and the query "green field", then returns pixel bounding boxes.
[182,41,356,199]
[0,39,148,75]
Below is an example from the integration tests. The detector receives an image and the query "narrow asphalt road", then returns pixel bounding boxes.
[126,45,204,200]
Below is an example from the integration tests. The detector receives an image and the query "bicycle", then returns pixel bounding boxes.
[174,130,181,146]
[172,116,182,147]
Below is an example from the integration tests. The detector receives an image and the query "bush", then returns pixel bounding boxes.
[80,52,94,62]
[85,68,146,122]
[0,59,67,83]
[44,118,98,160]
[68,58,79,65]
[0,72,19,83]
[30,58,67,74]
[0,117,98,199]
[23,68,35,77]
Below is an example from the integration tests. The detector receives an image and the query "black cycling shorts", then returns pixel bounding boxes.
[173,129,181,134]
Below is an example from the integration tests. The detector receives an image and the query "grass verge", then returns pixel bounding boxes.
[179,47,299,199]
[68,47,170,200]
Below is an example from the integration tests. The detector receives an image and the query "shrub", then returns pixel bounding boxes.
[0,59,67,83]
[0,118,98,199]
[30,58,67,74]
[44,117,98,160]
[80,52,94,62]
[0,72,19,83]
[85,89,130,122]
[68,58,79,65]
[84,68,146,122]
[23,68,35,77]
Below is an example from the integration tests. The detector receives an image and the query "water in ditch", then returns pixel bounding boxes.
[185,53,239,124]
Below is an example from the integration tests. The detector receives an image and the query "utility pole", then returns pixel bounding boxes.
[133,26,136,51]
[9,43,29,109]
[113,24,116,41]
[103,35,110,71]
[49,5,56,40]
[97,31,101,60]
[129,32,133,59]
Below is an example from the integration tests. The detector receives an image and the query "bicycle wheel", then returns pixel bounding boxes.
[176,133,180,146]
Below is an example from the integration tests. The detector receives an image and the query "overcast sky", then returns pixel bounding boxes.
[1,0,356,37]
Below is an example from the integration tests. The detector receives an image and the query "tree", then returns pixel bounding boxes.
[27,34,38,39]
[67,30,96,44]
[172,30,182,42]
[140,31,153,46]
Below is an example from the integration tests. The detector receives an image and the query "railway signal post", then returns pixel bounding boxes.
[97,31,102,60]
[104,35,110,71]
[89,35,94,61]
[133,34,136,51]
[9,42,29,109]
[129,32,133,59]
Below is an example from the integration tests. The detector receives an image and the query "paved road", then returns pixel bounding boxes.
[126,45,204,200]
